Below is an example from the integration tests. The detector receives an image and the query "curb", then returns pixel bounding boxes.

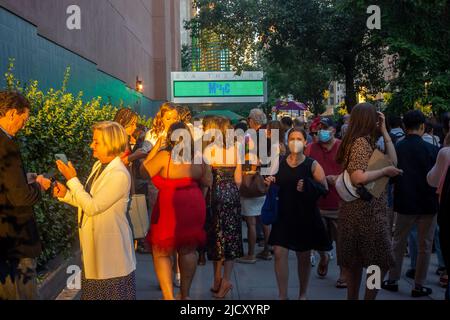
[37,249,82,300]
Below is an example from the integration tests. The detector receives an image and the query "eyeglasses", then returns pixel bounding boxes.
[310,132,318,136]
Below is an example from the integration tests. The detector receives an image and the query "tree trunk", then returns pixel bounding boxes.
[343,55,358,112]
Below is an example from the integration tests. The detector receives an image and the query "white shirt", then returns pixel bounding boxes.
[141,131,165,153]
[422,133,441,147]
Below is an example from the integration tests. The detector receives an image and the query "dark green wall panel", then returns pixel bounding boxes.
[0,7,157,118]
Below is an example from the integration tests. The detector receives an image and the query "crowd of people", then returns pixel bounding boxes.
[1,89,449,301]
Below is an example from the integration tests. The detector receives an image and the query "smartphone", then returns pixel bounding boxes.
[55,153,69,165]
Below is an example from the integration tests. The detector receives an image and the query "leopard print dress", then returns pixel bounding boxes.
[337,137,395,270]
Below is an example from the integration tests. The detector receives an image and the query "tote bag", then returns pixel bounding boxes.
[128,165,150,239]
[261,184,280,225]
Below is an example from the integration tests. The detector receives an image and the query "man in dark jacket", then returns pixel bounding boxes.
[382,110,440,298]
[0,91,51,300]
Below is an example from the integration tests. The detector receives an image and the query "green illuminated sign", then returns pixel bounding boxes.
[174,81,264,97]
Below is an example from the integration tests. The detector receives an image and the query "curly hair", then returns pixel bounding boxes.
[150,102,179,136]
[177,105,192,124]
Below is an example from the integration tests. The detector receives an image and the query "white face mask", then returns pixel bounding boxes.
[288,140,304,154]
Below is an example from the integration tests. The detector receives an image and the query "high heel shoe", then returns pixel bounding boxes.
[213,281,233,299]
[210,278,222,293]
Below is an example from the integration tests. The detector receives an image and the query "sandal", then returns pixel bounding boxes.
[256,250,273,261]
[336,279,347,289]
[214,281,233,299]
[317,253,330,278]
[381,280,399,292]
[411,286,432,298]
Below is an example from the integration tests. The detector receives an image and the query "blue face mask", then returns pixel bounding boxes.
[318,130,332,143]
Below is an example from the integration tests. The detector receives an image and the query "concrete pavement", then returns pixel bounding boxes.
[135,243,447,301]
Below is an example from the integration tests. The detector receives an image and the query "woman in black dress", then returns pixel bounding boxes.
[265,128,332,300]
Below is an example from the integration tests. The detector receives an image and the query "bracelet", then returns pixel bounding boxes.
[384,139,393,144]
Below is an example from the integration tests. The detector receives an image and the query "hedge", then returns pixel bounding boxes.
[3,59,128,266]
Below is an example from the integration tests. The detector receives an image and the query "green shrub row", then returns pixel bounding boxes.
[3,59,150,267]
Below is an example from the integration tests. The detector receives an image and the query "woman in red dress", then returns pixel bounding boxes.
[143,122,212,300]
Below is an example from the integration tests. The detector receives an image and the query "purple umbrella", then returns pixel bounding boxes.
[276,100,308,111]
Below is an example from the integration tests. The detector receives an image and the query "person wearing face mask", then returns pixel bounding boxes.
[305,118,345,287]
[265,128,332,300]
[382,110,440,298]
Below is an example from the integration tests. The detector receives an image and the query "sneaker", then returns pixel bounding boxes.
[405,269,416,280]
[411,286,432,298]
[236,256,257,264]
[381,280,399,292]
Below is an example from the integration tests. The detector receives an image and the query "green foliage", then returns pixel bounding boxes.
[138,115,153,129]
[380,0,450,116]
[181,44,192,72]
[3,60,118,266]
[189,0,387,110]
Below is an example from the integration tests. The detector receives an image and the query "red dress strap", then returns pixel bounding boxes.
[166,152,171,178]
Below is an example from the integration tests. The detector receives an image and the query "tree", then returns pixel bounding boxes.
[181,44,192,71]
[379,0,450,116]
[188,0,387,110]
[263,52,332,115]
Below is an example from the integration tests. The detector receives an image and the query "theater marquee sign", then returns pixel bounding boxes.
[171,72,267,104]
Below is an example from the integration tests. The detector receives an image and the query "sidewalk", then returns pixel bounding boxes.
[135,245,447,301]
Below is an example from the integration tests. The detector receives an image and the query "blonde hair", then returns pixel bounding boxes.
[150,102,179,136]
[92,121,128,156]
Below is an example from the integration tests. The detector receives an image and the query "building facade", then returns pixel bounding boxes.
[0,0,182,117]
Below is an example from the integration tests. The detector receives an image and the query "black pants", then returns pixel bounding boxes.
[0,258,38,300]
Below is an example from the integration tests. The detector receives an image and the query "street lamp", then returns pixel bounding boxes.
[136,77,143,93]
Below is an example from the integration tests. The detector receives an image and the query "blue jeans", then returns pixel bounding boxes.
[409,225,445,269]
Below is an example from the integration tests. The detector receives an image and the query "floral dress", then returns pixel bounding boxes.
[207,167,244,261]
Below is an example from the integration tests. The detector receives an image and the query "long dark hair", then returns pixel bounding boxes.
[114,108,138,129]
[336,103,379,166]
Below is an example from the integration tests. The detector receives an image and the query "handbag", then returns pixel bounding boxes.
[336,139,380,202]
[335,170,360,202]
[240,170,268,198]
[127,165,150,239]
[261,184,280,225]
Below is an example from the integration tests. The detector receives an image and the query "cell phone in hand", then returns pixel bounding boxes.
[55,153,69,165]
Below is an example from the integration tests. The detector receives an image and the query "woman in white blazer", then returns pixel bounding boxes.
[53,121,136,300]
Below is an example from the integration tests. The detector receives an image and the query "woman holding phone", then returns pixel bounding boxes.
[53,121,136,300]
